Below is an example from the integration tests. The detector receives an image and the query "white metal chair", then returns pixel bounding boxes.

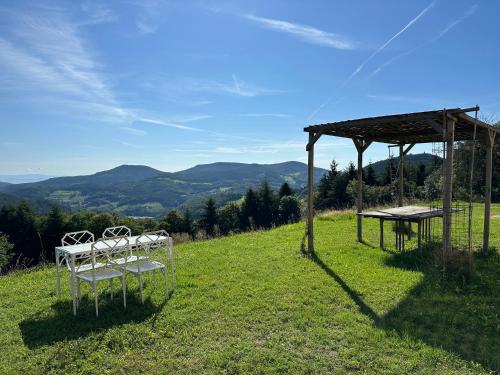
[124,230,170,303]
[76,236,129,317]
[103,226,147,266]
[60,231,104,296]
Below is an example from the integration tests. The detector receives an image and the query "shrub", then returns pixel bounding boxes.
[0,233,14,274]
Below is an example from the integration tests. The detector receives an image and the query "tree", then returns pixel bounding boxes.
[182,209,196,240]
[0,202,41,266]
[66,211,95,232]
[240,188,259,230]
[42,205,67,262]
[258,181,276,229]
[416,164,426,186]
[382,157,395,186]
[160,210,184,234]
[278,182,293,198]
[316,160,339,210]
[0,233,14,274]
[218,203,241,235]
[365,163,377,185]
[278,196,301,224]
[89,213,115,238]
[346,162,357,182]
[201,198,218,237]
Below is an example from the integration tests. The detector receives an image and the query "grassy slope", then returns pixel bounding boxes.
[0,205,499,374]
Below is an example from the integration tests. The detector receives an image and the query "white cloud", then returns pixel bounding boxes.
[245,14,353,50]
[113,139,144,149]
[134,0,164,35]
[135,117,203,131]
[168,114,213,123]
[186,74,284,97]
[348,1,436,81]
[368,3,479,79]
[80,2,118,25]
[240,113,291,118]
[0,7,215,135]
[121,127,148,136]
[308,1,435,120]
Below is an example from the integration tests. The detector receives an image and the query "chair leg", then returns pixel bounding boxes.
[93,282,99,318]
[162,267,168,297]
[76,279,81,309]
[138,271,144,304]
[121,275,127,309]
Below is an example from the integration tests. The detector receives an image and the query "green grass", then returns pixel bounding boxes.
[1,204,499,374]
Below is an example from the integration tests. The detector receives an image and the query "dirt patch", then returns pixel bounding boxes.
[492,215,500,219]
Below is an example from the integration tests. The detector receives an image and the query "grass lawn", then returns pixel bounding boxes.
[1,204,499,374]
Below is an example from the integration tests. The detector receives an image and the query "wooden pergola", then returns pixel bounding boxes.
[304,106,498,254]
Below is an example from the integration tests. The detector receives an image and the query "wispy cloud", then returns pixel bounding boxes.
[135,117,203,131]
[79,2,118,26]
[121,127,148,136]
[245,14,354,50]
[367,94,428,104]
[168,114,213,123]
[308,1,435,120]
[186,74,284,97]
[113,139,144,149]
[134,0,164,34]
[0,6,215,135]
[240,113,291,118]
[347,1,436,81]
[368,3,479,79]
[0,7,126,120]
[172,138,352,155]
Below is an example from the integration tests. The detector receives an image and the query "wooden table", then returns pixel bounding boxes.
[359,206,443,254]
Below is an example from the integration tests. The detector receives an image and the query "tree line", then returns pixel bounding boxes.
[315,136,500,212]
[315,158,441,210]
[0,182,301,273]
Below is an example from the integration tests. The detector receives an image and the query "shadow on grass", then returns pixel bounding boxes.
[310,251,380,323]
[19,293,168,349]
[380,247,500,372]
[309,244,500,372]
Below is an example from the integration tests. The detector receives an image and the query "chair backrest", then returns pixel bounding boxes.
[102,226,131,238]
[61,231,94,246]
[135,230,170,254]
[86,236,130,274]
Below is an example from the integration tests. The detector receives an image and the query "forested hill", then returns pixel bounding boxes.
[367,153,441,179]
[0,162,326,217]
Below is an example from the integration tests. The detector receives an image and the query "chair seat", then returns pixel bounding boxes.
[109,255,148,266]
[77,268,123,282]
[125,260,165,273]
[74,262,105,273]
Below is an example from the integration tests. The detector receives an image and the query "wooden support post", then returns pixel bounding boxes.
[442,114,455,259]
[307,133,315,254]
[357,147,363,242]
[399,144,404,207]
[483,130,496,252]
[306,132,320,254]
[380,219,384,248]
[418,220,422,255]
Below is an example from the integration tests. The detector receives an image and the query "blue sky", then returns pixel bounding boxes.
[0,0,498,175]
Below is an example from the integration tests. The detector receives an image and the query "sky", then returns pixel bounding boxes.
[0,0,499,176]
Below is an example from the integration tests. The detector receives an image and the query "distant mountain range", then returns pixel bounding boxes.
[0,162,326,217]
[0,154,441,217]
[0,174,56,184]
[367,152,441,179]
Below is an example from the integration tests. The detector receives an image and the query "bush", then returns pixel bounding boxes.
[0,233,14,274]
[218,203,241,235]
[278,196,302,224]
